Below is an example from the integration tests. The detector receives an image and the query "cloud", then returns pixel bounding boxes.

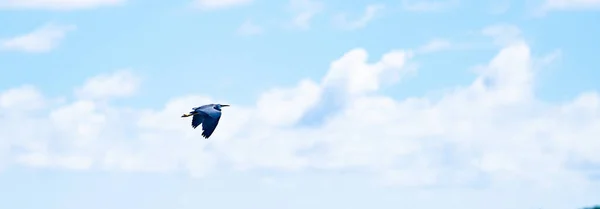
[0,0,124,10]
[321,48,413,96]
[1,26,599,190]
[236,20,263,36]
[0,23,75,53]
[192,0,252,10]
[481,23,522,47]
[417,39,452,53]
[286,0,324,30]
[538,0,600,13]
[401,0,459,12]
[0,85,46,111]
[74,69,141,100]
[332,4,385,30]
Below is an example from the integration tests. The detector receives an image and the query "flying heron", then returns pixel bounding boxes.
[181,103,230,139]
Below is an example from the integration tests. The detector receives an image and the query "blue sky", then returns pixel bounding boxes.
[1,0,600,209]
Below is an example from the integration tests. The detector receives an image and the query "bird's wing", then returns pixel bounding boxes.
[192,104,212,111]
[191,114,204,129]
[201,115,221,139]
[199,108,222,139]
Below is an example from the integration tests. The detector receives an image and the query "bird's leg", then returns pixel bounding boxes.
[181,112,195,117]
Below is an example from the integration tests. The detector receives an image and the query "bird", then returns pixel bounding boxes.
[181,103,230,139]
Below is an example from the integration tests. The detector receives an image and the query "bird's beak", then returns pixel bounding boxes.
[181,113,192,117]
[221,104,230,107]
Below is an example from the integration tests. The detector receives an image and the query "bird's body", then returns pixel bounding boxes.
[181,103,230,139]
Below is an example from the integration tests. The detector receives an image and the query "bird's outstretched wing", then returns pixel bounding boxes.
[192,104,212,111]
[198,107,222,139]
[191,114,204,129]
[201,115,221,139]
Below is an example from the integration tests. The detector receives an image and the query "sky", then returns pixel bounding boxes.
[1,0,600,208]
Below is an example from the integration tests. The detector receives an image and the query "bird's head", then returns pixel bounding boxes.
[214,104,230,110]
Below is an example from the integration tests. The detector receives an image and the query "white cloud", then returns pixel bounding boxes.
[1,26,599,191]
[539,0,600,13]
[417,39,452,53]
[286,0,324,30]
[332,4,385,30]
[192,0,252,10]
[236,20,263,36]
[482,23,522,47]
[401,0,459,12]
[0,0,124,10]
[322,48,413,96]
[0,23,75,53]
[0,85,45,110]
[74,69,141,100]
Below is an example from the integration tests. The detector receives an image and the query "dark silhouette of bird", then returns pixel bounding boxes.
[181,103,230,139]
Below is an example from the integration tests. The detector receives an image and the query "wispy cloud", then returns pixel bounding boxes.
[401,0,459,12]
[417,39,452,53]
[481,23,523,47]
[192,0,253,10]
[332,4,385,30]
[536,0,600,15]
[74,69,141,100]
[0,23,76,53]
[0,0,124,10]
[286,0,324,30]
